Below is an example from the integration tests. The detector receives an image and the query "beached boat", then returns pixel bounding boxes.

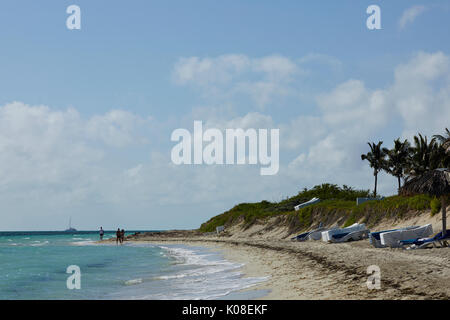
[291,231,311,241]
[321,223,367,243]
[369,226,419,248]
[291,227,326,241]
[294,197,320,211]
[380,224,433,248]
[308,228,333,241]
[328,229,370,243]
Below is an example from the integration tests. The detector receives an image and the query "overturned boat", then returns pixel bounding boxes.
[291,227,327,241]
[369,226,418,248]
[294,197,320,211]
[308,228,332,241]
[329,229,370,243]
[322,223,369,243]
[380,224,433,248]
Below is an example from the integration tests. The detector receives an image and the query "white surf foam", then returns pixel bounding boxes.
[124,278,143,286]
[152,245,269,300]
[30,240,49,247]
[70,240,98,246]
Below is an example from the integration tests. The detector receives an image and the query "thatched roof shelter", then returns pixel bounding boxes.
[444,141,450,154]
[400,169,450,197]
[400,169,450,237]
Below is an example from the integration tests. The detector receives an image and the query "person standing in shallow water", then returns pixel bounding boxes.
[116,228,121,245]
[99,227,104,241]
[120,229,125,244]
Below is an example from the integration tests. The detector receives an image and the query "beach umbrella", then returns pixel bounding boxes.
[400,169,450,236]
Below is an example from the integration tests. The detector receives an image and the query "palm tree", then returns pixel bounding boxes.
[383,138,411,191]
[432,144,450,169]
[361,141,386,197]
[407,134,438,177]
[433,128,450,169]
[433,128,450,154]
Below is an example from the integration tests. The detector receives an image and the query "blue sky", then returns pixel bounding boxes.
[0,1,449,230]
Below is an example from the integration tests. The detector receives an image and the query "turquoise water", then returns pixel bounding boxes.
[0,232,268,300]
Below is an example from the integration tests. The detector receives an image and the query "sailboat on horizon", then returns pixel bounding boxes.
[64,217,77,233]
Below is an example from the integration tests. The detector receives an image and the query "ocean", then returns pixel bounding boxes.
[0,231,268,300]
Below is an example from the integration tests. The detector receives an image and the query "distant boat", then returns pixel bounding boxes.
[64,217,77,232]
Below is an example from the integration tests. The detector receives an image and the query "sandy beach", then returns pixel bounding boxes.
[125,209,450,300]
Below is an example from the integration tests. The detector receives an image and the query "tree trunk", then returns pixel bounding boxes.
[442,197,447,237]
[374,172,378,198]
[397,176,401,193]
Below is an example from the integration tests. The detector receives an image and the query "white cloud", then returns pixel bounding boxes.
[171,51,450,201]
[287,51,450,194]
[0,102,284,229]
[234,81,292,108]
[173,54,299,86]
[205,112,274,131]
[172,53,344,111]
[298,53,343,71]
[86,110,151,147]
[280,116,326,151]
[399,5,427,30]
[2,52,450,230]
[172,54,308,109]
[252,55,300,82]
[0,102,151,207]
[172,54,250,86]
[392,53,450,139]
[317,79,388,131]
[394,51,449,83]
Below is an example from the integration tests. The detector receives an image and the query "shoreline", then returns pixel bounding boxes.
[106,208,450,300]
[136,239,275,300]
[126,235,450,300]
[132,238,380,300]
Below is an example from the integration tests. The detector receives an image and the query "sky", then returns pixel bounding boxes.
[0,1,449,231]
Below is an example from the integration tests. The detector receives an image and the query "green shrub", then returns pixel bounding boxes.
[343,215,356,228]
[198,184,434,233]
[297,207,313,228]
[431,198,441,216]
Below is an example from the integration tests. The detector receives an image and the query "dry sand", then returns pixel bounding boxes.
[124,208,450,300]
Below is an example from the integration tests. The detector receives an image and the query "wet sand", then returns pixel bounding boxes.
[129,235,450,300]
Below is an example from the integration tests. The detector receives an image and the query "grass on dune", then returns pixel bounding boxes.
[199,183,438,233]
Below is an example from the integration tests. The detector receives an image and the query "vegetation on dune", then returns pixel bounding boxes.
[285,193,437,233]
[200,129,449,235]
[341,194,434,227]
[199,184,437,233]
[430,197,442,216]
